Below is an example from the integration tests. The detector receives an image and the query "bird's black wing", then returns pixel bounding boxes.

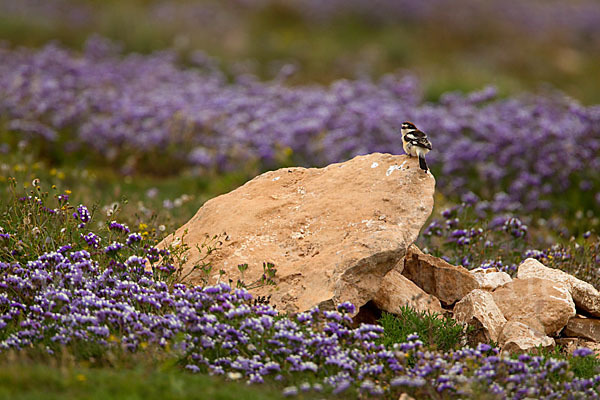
[404,130,432,150]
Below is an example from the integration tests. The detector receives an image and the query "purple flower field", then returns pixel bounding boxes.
[0,171,597,397]
[1,240,599,398]
[1,38,599,218]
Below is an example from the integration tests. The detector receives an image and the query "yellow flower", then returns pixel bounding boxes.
[139,223,148,230]
[50,168,57,176]
[76,374,86,382]
[65,190,72,195]
[140,342,148,349]
[57,171,65,180]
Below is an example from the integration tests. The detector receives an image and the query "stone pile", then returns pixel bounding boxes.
[389,246,600,354]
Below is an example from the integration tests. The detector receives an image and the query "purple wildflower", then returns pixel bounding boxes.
[126,233,142,245]
[73,204,91,224]
[108,221,130,234]
[81,232,101,248]
[573,347,594,357]
[104,241,123,254]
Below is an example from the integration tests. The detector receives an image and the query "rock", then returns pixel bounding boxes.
[453,289,506,343]
[160,153,435,313]
[470,267,512,291]
[401,245,479,306]
[517,258,600,317]
[492,278,575,335]
[555,338,600,357]
[564,316,600,342]
[499,321,555,354]
[373,269,444,315]
[398,394,416,400]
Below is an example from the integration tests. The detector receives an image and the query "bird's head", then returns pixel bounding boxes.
[401,121,417,135]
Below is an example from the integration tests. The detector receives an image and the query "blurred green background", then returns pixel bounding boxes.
[1,0,599,104]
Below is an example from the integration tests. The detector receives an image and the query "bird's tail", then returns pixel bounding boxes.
[419,154,428,171]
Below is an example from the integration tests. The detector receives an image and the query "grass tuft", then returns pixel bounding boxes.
[379,307,469,352]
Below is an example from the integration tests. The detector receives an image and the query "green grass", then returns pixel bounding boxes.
[378,307,469,352]
[570,353,600,380]
[0,359,285,400]
[0,146,253,238]
[379,310,600,382]
[522,346,600,381]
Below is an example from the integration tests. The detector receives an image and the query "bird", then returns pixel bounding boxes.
[401,121,432,172]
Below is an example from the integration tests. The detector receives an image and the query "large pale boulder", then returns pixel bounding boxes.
[453,289,506,343]
[499,321,555,354]
[398,394,416,400]
[401,245,479,306]
[373,269,444,315]
[160,153,435,313]
[517,258,600,317]
[470,268,512,291]
[564,316,600,343]
[492,278,575,335]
